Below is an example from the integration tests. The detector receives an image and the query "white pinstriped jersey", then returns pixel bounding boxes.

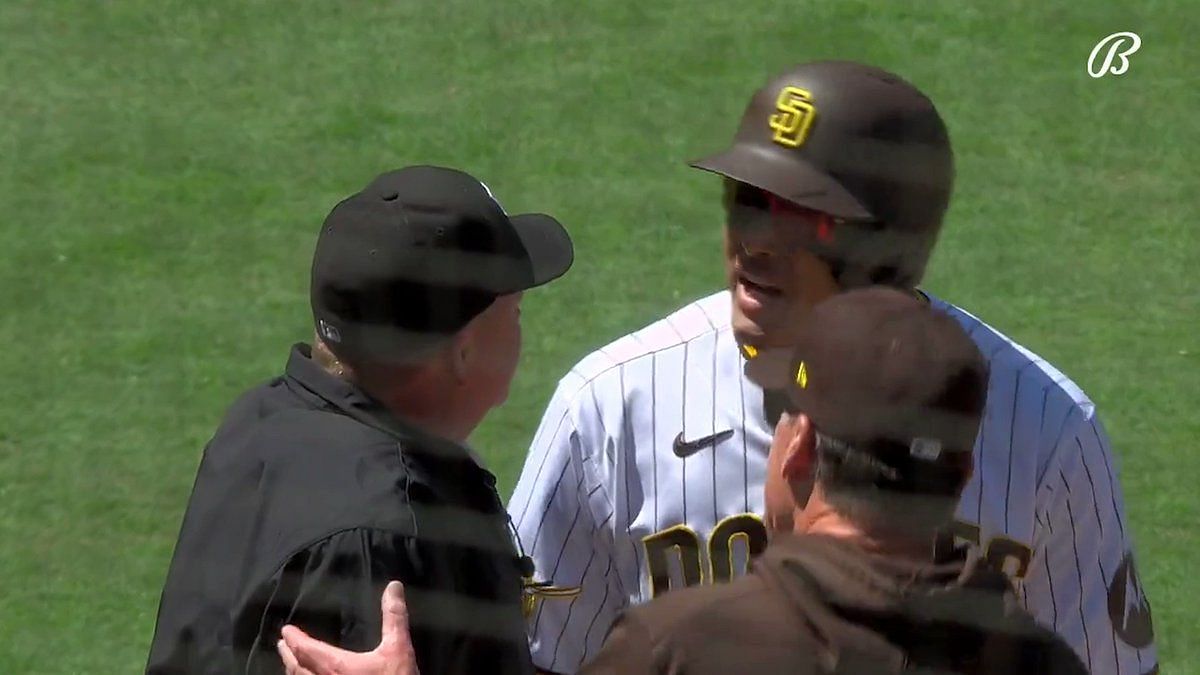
[509,290,1157,675]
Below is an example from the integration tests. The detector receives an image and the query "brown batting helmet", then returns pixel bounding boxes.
[690,61,954,288]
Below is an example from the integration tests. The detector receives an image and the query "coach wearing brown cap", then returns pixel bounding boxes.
[583,288,1086,674]
[279,288,1086,675]
[146,166,573,675]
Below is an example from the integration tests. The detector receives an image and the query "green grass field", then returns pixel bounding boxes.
[2,0,1196,672]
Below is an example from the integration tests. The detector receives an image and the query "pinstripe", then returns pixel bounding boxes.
[579,556,617,668]
[593,508,627,600]
[626,331,649,351]
[1078,442,1124,673]
[1004,367,1022,530]
[652,352,658,530]
[739,350,749,513]
[529,459,573,555]
[617,364,641,588]
[587,386,613,469]
[1050,406,1078,449]
[548,529,600,671]
[1036,385,1050,459]
[514,408,574,526]
[1101,557,1121,675]
[976,341,1013,522]
[1044,550,1060,630]
[681,339,689,524]
[535,506,614,665]
[1077,439,1105,537]
[662,313,687,342]
[549,328,717,416]
[1090,419,1127,541]
[595,345,618,368]
[1004,360,1040,530]
[975,354,997,521]
[531,471,589,636]
[1062,469,1094,671]
[710,327,719,524]
[1041,405,1078,488]
[975,409,986,522]
[696,296,723,327]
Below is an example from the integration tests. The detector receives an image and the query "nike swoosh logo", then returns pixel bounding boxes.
[672,429,734,458]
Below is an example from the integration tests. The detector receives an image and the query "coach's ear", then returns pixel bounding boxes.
[777,412,816,482]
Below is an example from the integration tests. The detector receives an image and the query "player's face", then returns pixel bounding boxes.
[464,292,524,409]
[722,181,841,351]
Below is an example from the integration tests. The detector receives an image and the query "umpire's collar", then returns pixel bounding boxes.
[283,343,495,482]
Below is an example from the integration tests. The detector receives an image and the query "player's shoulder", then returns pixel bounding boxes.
[926,293,1094,413]
[552,290,731,400]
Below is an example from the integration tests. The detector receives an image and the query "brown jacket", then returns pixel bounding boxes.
[582,534,1085,675]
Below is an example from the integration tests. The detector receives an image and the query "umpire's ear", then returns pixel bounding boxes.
[447,326,474,383]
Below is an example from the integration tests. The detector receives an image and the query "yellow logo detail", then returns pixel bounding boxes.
[522,580,581,619]
[768,86,817,148]
[796,361,808,388]
[741,344,759,360]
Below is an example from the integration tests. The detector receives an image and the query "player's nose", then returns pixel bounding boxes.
[737,224,778,258]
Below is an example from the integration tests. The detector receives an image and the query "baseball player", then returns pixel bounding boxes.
[509,61,1157,675]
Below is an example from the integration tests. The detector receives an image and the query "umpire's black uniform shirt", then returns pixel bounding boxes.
[146,344,533,674]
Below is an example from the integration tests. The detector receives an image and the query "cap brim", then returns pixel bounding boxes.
[689,143,874,220]
[510,213,575,289]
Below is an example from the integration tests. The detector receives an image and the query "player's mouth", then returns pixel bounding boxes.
[734,271,784,312]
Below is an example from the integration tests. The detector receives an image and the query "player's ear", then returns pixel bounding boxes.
[779,413,815,481]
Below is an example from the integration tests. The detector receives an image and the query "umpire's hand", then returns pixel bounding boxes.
[277,581,418,675]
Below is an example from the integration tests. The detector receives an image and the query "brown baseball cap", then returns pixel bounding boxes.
[769,287,988,491]
[690,60,954,233]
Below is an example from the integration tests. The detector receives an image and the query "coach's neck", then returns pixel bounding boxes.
[795,484,940,561]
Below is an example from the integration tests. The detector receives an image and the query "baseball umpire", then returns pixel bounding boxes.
[146,165,573,674]
[510,60,1156,674]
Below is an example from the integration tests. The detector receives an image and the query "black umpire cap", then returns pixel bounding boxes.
[310,166,574,363]
[764,288,989,494]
